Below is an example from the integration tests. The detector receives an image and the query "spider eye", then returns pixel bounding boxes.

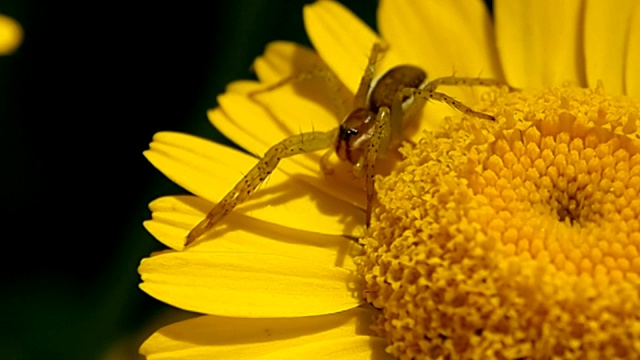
[340,127,358,140]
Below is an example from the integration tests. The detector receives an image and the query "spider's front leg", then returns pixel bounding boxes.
[186,129,338,246]
[363,106,392,227]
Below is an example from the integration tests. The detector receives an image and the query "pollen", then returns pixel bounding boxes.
[358,85,640,359]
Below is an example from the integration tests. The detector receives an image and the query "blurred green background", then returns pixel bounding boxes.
[0,1,378,359]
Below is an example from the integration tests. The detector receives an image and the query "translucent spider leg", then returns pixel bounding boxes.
[364,106,391,226]
[353,42,388,108]
[422,76,508,92]
[416,89,496,121]
[249,65,350,120]
[402,76,510,122]
[186,129,338,246]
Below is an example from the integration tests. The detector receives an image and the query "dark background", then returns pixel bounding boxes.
[0,1,378,359]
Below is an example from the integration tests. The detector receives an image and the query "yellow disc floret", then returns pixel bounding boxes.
[359,85,640,359]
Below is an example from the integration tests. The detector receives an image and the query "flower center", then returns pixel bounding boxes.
[357,85,640,359]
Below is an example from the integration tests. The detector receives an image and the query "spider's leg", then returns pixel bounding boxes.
[249,67,350,120]
[186,129,338,246]
[364,106,391,227]
[426,90,495,121]
[407,88,496,121]
[422,76,509,92]
[353,43,388,109]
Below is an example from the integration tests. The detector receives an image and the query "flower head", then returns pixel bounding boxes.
[140,1,640,359]
[362,85,640,359]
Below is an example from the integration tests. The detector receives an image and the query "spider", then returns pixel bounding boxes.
[185,43,506,246]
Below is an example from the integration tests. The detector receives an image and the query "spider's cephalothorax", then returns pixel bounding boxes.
[336,65,427,168]
[185,44,506,246]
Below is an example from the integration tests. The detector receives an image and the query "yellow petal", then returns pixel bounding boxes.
[144,132,365,237]
[303,1,380,94]
[252,41,355,120]
[252,41,321,84]
[626,3,640,99]
[378,0,502,139]
[138,251,362,317]
[225,79,263,95]
[144,195,361,270]
[379,0,500,79]
[233,86,338,140]
[210,98,368,210]
[584,0,636,94]
[495,0,586,89]
[253,41,310,83]
[0,14,22,55]
[215,89,336,158]
[262,337,391,359]
[207,106,266,157]
[140,307,391,359]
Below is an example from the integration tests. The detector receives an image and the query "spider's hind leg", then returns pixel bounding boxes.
[422,90,495,121]
[406,76,509,121]
[249,64,351,120]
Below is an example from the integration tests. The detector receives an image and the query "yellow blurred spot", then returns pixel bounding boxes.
[0,14,22,55]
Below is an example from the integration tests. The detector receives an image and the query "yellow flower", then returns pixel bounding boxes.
[139,1,640,359]
[0,14,22,55]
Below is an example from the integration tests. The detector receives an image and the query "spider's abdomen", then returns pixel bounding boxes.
[369,65,426,110]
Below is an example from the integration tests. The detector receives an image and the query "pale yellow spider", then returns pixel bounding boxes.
[186,44,505,246]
